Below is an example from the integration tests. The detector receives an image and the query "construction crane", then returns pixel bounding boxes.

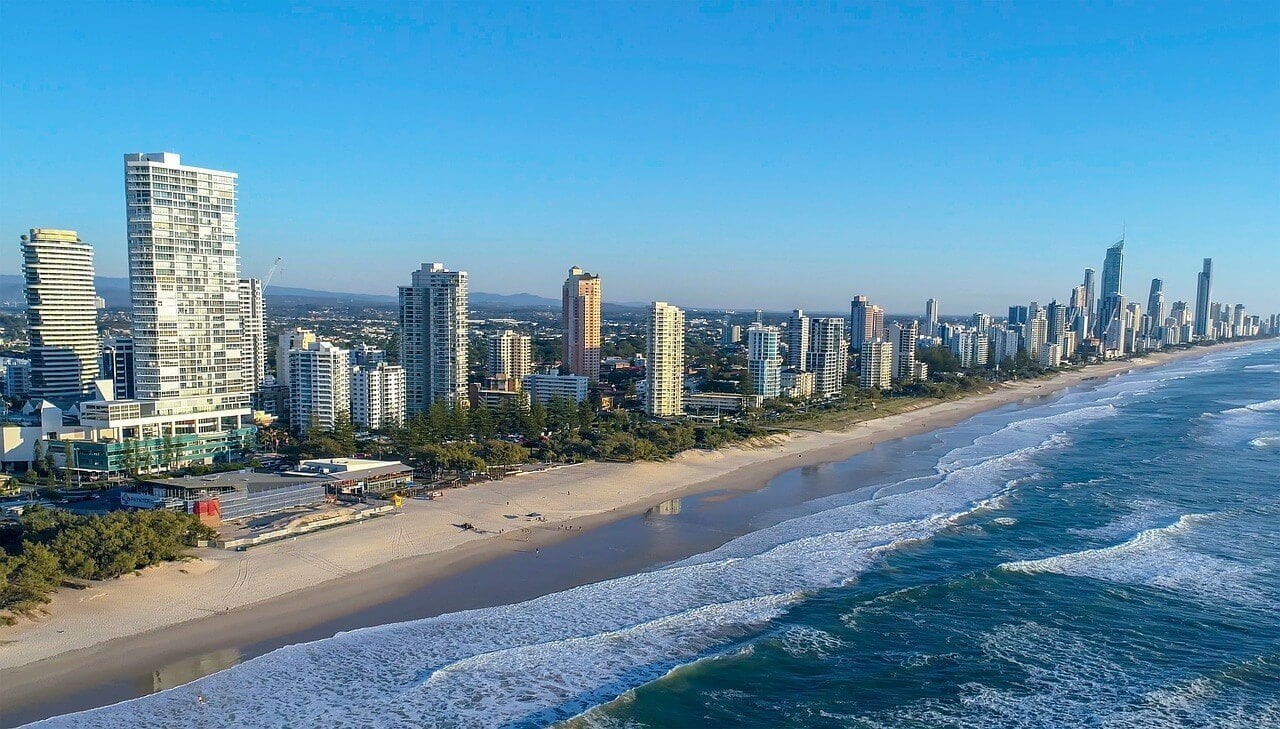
[263,257,282,288]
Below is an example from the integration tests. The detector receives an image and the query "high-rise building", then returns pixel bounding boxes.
[349,343,387,368]
[2,359,32,400]
[1008,306,1029,327]
[1046,301,1067,346]
[860,339,893,390]
[238,278,266,391]
[400,263,469,414]
[646,302,685,417]
[288,340,351,435]
[1027,310,1049,360]
[1098,237,1125,338]
[277,328,317,387]
[746,325,782,399]
[100,337,135,400]
[124,153,247,413]
[721,322,742,346]
[1146,279,1166,327]
[925,298,939,338]
[1083,268,1097,327]
[562,266,601,381]
[849,296,883,353]
[21,228,99,402]
[786,309,810,370]
[351,362,406,431]
[1195,258,1213,340]
[970,312,991,334]
[950,329,989,368]
[488,330,532,379]
[807,318,846,399]
[889,320,919,381]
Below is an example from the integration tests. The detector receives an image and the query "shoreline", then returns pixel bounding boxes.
[0,340,1266,723]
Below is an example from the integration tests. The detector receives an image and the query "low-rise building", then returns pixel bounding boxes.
[523,372,590,405]
[684,392,761,414]
[780,369,815,399]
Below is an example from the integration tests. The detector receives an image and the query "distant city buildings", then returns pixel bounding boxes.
[21,228,99,402]
[646,302,685,417]
[562,266,601,381]
[400,263,469,413]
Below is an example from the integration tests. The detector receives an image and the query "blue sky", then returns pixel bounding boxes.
[2,2,1277,315]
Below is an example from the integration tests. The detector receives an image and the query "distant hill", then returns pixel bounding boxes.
[0,275,560,309]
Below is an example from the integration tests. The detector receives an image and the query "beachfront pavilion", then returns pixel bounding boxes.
[287,458,414,497]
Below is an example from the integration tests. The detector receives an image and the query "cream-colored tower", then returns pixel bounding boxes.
[646,301,685,417]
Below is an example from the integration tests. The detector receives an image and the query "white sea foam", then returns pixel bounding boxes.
[1000,514,1261,604]
[775,626,845,658]
[1197,397,1280,448]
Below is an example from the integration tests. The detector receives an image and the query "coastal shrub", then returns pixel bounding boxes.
[0,506,216,623]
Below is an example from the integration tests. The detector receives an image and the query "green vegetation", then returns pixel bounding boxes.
[0,506,215,624]
[275,393,769,480]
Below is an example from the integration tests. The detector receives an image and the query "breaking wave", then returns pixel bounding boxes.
[999,514,1260,604]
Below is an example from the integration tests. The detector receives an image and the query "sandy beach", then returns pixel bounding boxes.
[0,341,1260,723]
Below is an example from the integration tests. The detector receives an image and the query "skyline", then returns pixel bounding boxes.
[2,3,1278,314]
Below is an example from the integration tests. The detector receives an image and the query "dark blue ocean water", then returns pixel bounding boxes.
[40,341,1280,728]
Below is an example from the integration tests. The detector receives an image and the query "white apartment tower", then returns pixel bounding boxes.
[786,309,810,370]
[351,362,406,431]
[646,302,686,417]
[288,340,351,435]
[277,328,317,387]
[889,320,920,382]
[399,263,469,413]
[925,298,940,339]
[239,278,266,390]
[860,339,894,390]
[124,153,247,414]
[21,228,99,401]
[746,325,782,399]
[807,318,847,399]
[488,330,533,379]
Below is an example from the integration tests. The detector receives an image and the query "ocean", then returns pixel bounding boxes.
[37,341,1280,728]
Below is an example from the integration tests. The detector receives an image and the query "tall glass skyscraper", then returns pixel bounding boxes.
[1195,258,1213,339]
[1098,238,1125,338]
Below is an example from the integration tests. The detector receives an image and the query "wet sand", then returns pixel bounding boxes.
[0,341,1259,726]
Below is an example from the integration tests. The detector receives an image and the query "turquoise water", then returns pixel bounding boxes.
[590,344,1280,728]
[40,342,1280,728]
